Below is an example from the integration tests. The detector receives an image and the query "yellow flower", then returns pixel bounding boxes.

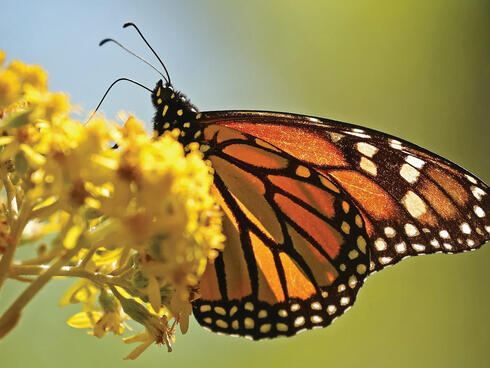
[93,310,125,338]
[66,311,103,329]
[65,287,127,339]
[0,49,225,358]
[116,290,175,358]
[123,331,157,360]
[59,279,99,311]
[8,59,48,91]
[0,55,47,109]
[0,69,21,108]
[93,289,126,338]
[169,293,193,334]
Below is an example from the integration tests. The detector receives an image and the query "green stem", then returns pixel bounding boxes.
[79,245,98,268]
[8,265,141,297]
[19,250,58,265]
[30,200,62,219]
[0,200,32,292]
[0,238,85,339]
[0,169,17,223]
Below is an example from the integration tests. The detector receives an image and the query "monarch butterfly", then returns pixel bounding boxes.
[102,23,489,340]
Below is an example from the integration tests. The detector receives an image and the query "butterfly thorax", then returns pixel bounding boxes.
[152,79,203,148]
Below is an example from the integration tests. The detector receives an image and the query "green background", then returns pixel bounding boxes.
[0,1,488,367]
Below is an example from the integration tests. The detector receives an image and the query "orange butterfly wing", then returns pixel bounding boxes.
[201,111,489,273]
[193,124,371,339]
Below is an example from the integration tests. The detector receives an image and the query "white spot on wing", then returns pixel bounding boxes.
[395,242,407,253]
[460,223,472,234]
[390,139,403,150]
[311,315,323,323]
[329,132,343,142]
[294,316,306,327]
[384,226,396,238]
[348,275,358,288]
[356,142,379,158]
[311,302,322,310]
[374,238,387,251]
[359,157,378,176]
[471,186,486,201]
[430,239,440,248]
[473,205,485,218]
[405,223,420,237]
[278,309,288,318]
[345,130,371,139]
[379,256,392,265]
[400,164,420,184]
[405,155,425,169]
[340,297,350,306]
[402,190,427,218]
[439,230,450,239]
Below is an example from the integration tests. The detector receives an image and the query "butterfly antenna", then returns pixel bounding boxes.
[123,22,172,85]
[99,38,169,83]
[86,77,152,123]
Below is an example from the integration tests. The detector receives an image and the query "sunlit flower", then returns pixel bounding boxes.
[60,279,99,311]
[114,289,176,358]
[0,69,20,108]
[93,310,126,338]
[0,50,225,358]
[92,289,126,338]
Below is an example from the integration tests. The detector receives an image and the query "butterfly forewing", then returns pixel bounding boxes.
[193,125,371,339]
[200,111,490,274]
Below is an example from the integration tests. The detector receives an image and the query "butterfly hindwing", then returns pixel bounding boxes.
[193,125,370,339]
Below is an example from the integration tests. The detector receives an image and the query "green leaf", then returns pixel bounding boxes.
[0,108,34,128]
[14,152,28,174]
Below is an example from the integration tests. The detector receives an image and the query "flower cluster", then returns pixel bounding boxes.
[0,50,224,358]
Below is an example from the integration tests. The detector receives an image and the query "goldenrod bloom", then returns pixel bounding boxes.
[0,50,225,358]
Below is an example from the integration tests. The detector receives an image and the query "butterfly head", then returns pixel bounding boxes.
[152,80,203,148]
[98,25,204,150]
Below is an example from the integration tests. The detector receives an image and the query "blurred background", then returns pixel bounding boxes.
[0,0,488,367]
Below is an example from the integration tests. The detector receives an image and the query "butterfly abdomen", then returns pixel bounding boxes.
[152,79,203,148]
